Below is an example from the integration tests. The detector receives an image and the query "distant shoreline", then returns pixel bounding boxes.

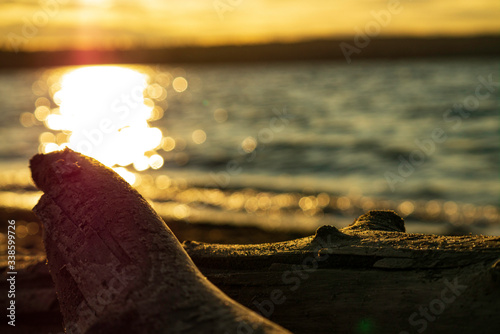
[0,35,499,68]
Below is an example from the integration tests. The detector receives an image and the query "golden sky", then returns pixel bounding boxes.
[1,0,499,51]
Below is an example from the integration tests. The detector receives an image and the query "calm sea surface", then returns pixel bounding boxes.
[0,58,498,234]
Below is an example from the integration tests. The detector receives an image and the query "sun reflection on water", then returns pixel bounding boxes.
[31,65,173,184]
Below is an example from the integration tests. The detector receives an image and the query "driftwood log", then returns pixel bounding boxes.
[27,148,289,334]
[0,149,499,333]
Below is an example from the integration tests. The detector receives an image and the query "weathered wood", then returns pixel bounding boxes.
[2,210,499,333]
[0,148,498,333]
[28,148,290,334]
[182,212,500,333]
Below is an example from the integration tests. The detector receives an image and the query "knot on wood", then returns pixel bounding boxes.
[314,225,351,241]
[346,210,405,232]
[182,240,201,251]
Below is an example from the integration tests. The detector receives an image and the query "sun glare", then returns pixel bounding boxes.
[35,65,166,183]
[79,0,110,6]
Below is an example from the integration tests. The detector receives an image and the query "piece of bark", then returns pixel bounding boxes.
[30,148,290,334]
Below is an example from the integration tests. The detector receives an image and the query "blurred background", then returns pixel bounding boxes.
[0,0,499,250]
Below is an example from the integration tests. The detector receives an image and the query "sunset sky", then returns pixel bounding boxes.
[1,0,499,51]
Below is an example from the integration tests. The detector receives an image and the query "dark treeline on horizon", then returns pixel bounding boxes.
[0,35,499,69]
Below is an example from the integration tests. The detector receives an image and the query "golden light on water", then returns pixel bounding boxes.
[31,65,171,184]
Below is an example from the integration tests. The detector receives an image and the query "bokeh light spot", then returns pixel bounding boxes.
[155,72,172,87]
[35,97,51,108]
[32,80,48,96]
[17,225,28,239]
[173,204,190,219]
[149,154,164,169]
[155,175,171,189]
[173,77,188,92]
[20,112,36,127]
[242,136,257,153]
[398,200,415,216]
[337,197,351,210]
[214,108,228,123]
[426,200,441,216]
[34,106,50,121]
[162,136,176,151]
[192,129,207,144]
[39,132,55,143]
[133,155,150,171]
[27,222,40,235]
[147,83,165,99]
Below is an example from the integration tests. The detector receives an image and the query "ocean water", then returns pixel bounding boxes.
[0,58,499,235]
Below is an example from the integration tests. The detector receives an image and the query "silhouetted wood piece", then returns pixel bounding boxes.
[183,211,500,333]
[29,148,290,334]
